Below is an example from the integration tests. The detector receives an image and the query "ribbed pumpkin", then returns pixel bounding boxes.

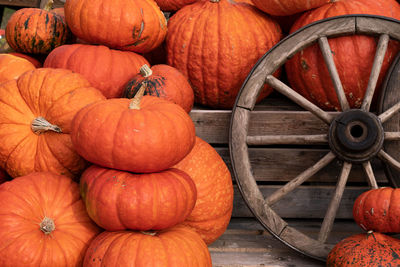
[166,0,282,109]
[154,0,196,11]
[71,86,196,173]
[44,44,149,98]
[123,64,194,113]
[64,0,167,53]
[174,137,234,244]
[84,225,212,267]
[5,0,70,54]
[9,52,42,68]
[0,68,105,178]
[353,187,400,233]
[0,53,36,83]
[0,172,101,267]
[80,165,197,231]
[251,0,331,16]
[327,231,400,266]
[285,0,400,111]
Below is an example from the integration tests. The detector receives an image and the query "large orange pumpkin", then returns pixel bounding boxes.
[285,0,400,111]
[123,64,194,113]
[44,44,149,98]
[174,137,234,244]
[0,172,101,267]
[80,165,197,231]
[251,0,331,16]
[166,0,282,109]
[327,231,400,266]
[5,0,71,54]
[0,53,36,83]
[84,225,212,267]
[0,68,105,178]
[353,187,400,233]
[64,0,167,53]
[71,86,196,173]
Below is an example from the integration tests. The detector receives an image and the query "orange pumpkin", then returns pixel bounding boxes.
[0,68,105,178]
[123,64,194,113]
[80,166,197,231]
[71,86,196,173]
[174,137,234,244]
[5,0,71,54]
[84,225,212,267]
[251,0,331,16]
[285,0,400,110]
[166,0,282,109]
[64,0,167,53]
[0,172,101,267]
[44,44,149,98]
[9,52,42,68]
[0,54,36,83]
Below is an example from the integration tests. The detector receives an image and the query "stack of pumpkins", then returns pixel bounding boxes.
[1,0,400,265]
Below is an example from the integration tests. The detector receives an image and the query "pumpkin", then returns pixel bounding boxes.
[0,168,9,184]
[251,0,331,16]
[0,172,101,267]
[71,86,196,173]
[44,44,149,98]
[174,137,234,244]
[123,64,194,113]
[154,0,196,11]
[64,0,167,54]
[0,53,36,83]
[80,165,197,231]
[5,0,71,54]
[0,68,105,178]
[84,225,212,267]
[327,231,400,266]
[9,52,42,68]
[166,0,282,109]
[285,0,400,111]
[353,187,400,233]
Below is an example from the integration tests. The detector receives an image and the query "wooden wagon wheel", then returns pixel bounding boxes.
[229,14,400,261]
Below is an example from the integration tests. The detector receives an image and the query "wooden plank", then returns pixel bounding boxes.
[215,147,387,183]
[0,0,39,7]
[232,185,369,219]
[356,16,400,42]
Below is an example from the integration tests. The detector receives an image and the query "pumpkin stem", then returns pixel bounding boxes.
[41,0,54,11]
[40,217,55,234]
[140,64,153,78]
[31,117,62,135]
[141,231,157,236]
[129,84,146,110]
[210,0,220,2]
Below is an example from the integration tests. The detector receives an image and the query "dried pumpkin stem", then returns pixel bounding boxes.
[210,0,220,2]
[129,84,147,110]
[31,117,62,135]
[140,64,153,78]
[40,217,55,234]
[42,0,54,11]
[141,231,157,236]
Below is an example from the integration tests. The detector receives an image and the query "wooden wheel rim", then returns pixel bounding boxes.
[229,15,400,261]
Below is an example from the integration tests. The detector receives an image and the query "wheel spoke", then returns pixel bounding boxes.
[265,152,336,206]
[361,34,390,111]
[384,132,400,141]
[265,75,334,124]
[318,37,349,111]
[362,161,378,189]
[247,134,328,146]
[378,149,400,172]
[379,101,400,123]
[318,162,352,243]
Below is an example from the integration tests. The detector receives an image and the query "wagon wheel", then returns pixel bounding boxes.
[229,15,400,261]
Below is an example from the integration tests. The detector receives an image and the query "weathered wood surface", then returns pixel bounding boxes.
[232,185,369,219]
[210,218,362,266]
[0,0,39,7]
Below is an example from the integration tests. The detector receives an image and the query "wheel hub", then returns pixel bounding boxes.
[329,109,384,163]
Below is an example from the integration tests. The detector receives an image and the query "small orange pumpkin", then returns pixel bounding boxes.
[84,225,212,267]
[0,172,101,267]
[71,86,196,173]
[0,68,105,178]
[80,165,197,231]
[123,64,194,113]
